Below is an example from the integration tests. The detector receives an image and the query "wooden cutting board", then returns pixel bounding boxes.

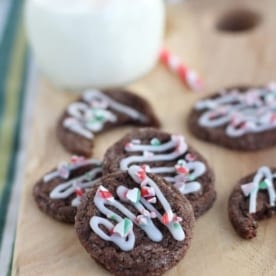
[12,0,276,275]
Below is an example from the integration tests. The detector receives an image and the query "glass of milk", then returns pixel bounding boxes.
[25,0,165,90]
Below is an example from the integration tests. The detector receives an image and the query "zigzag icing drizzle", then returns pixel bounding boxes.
[195,84,276,137]
[241,166,276,214]
[43,156,102,207]
[63,89,147,140]
[90,165,185,251]
[120,135,206,195]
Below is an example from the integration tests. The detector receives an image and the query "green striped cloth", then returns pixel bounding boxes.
[0,0,34,275]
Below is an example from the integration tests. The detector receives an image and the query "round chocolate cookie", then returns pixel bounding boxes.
[75,165,195,276]
[33,156,102,223]
[188,84,276,151]
[102,128,216,218]
[229,166,276,239]
[57,89,160,157]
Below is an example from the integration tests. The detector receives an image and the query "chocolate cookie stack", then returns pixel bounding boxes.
[32,89,217,276]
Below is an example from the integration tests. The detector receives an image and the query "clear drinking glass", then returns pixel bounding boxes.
[25,0,165,90]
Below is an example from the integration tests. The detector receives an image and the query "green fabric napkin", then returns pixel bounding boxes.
[0,0,31,275]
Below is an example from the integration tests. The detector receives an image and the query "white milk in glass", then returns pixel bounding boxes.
[25,0,165,90]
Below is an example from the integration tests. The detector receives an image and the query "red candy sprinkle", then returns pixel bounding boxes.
[99,190,113,199]
[141,187,150,197]
[75,188,84,197]
[162,213,170,225]
[136,168,146,181]
[176,166,189,175]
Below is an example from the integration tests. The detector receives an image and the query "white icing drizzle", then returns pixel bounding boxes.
[195,84,276,137]
[128,165,185,241]
[92,185,162,244]
[44,159,100,182]
[120,135,206,195]
[124,136,187,154]
[83,90,147,122]
[241,166,276,214]
[163,161,205,194]
[64,117,94,139]
[50,168,102,201]
[63,89,147,139]
[117,186,163,241]
[90,165,185,251]
[44,158,102,207]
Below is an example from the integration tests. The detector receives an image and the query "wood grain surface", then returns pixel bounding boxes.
[12,0,276,275]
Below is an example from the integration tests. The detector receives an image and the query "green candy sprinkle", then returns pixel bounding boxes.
[124,218,132,235]
[173,222,179,229]
[110,215,117,221]
[150,138,161,146]
[85,172,92,181]
[259,181,268,190]
[94,110,105,121]
[136,189,141,203]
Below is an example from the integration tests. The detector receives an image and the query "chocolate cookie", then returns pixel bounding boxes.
[188,84,276,150]
[103,128,216,218]
[229,166,276,239]
[57,89,160,157]
[33,156,102,223]
[75,165,194,276]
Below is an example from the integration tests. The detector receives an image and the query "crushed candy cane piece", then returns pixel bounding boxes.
[141,164,151,172]
[85,171,93,181]
[141,209,150,217]
[126,188,141,204]
[172,135,186,154]
[161,210,174,225]
[173,215,183,223]
[70,155,85,164]
[75,187,84,197]
[150,138,161,146]
[113,218,133,238]
[136,167,147,181]
[141,186,156,198]
[176,165,189,175]
[146,196,157,204]
[57,162,70,179]
[175,160,189,175]
[136,215,148,226]
[177,159,186,166]
[98,186,114,201]
[241,182,256,196]
[259,180,268,190]
[150,211,157,218]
